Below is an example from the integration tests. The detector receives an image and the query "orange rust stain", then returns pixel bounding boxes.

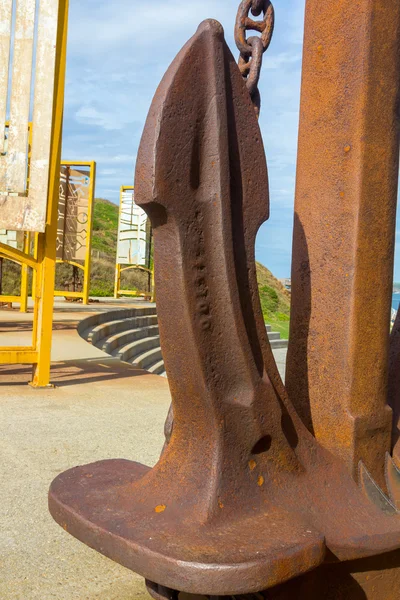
[258,475,265,487]
[340,191,345,198]
[218,499,224,509]
[249,459,257,471]
[155,504,166,513]
[344,145,351,153]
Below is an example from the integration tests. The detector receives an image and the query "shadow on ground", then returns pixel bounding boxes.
[0,357,153,387]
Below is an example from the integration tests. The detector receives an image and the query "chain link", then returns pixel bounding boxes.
[235,0,275,116]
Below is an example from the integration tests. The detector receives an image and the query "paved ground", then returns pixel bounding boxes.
[273,347,287,381]
[0,299,287,599]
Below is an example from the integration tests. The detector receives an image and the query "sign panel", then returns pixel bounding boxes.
[0,0,61,232]
[56,166,91,262]
[0,229,23,250]
[117,188,148,266]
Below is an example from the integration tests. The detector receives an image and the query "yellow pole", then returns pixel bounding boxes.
[82,161,96,305]
[19,232,30,312]
[31,0,69,387]
[114,263,120,299]
[114,186,124,299]
[31,233,39,304]
[151,267,156,303]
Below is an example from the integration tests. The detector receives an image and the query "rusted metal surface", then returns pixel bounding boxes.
[286,0,400,490]
[49,18,400,597]
[389,312,400,466]
[235,0,274,115]
[267,551,400,599]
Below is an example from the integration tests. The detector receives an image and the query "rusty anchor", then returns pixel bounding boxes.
[49,18,400,597]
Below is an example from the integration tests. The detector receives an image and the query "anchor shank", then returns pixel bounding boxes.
[135,21,293,505]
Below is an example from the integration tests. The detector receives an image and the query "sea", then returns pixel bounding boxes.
[393,293,400,311]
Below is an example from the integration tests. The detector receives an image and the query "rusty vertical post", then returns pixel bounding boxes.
[286,0,400,487]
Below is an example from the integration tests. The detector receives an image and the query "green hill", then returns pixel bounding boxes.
[256,262,290,339]
[0,198,290,338]
[91,198,119,256]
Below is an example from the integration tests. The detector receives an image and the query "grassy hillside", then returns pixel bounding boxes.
[91,198,119,256]
[0,198,291,338]
[256,262,291,339]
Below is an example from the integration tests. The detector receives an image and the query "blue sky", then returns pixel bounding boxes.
[61,0,400,280]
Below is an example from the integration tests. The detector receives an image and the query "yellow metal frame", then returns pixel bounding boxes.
[0,232,32,312]
[0,161,95,308]
[0,122,33,312]
[0,0,69,387]
[54,160,96,305]
[114,185,154,301]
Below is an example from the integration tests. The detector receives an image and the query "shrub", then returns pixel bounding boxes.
[259,285,279,315]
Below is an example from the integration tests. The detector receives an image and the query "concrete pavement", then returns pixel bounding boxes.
[1,299,169,599]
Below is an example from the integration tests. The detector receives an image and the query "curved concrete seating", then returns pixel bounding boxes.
[79,306,287,378]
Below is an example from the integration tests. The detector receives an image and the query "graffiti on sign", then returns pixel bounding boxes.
[56,166,90,262]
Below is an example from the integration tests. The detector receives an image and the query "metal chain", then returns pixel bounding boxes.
[235,0,275,116]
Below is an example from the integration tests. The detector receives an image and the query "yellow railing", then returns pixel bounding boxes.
[0,0,69,388]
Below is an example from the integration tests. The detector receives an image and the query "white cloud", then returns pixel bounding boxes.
[265,52,302,70]
[75,106,121,130]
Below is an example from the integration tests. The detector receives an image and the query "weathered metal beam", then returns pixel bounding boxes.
[0,1,12,154]
[389,313,400,465]
[286,0,400,489]
[0,241,38,270]
[7,0,36,194]
[0,350,38,364]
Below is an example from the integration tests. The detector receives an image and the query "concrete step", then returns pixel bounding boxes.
[147,359,165,375]
[82,311,286,375]
[78,306,157,338]
[100,324,159,354]
[130,346,163,370]
[114,335,161,363]
[267,331,281,341]
[85,315,158,346]
[270,339,289,349]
